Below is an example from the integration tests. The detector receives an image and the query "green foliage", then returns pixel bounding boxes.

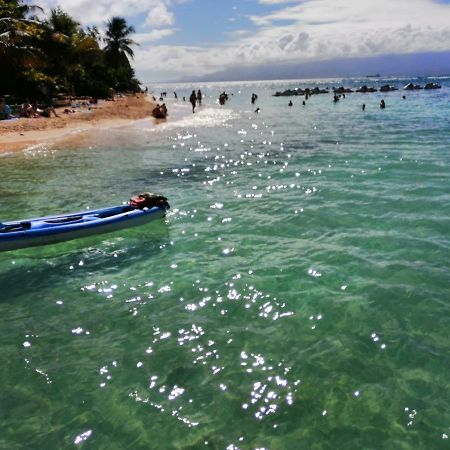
[104,16,137,66]
[0,1,140,100]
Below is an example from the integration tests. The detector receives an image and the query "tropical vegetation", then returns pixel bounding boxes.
[0,0,141,101]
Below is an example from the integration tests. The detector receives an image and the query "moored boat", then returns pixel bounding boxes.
[0,194,170,252]
[404,83,422,90]
[356,85,378,93]
[273,88,304,97]
[424,82,441,90]
[333,86,353,94]
[379,84,398,92]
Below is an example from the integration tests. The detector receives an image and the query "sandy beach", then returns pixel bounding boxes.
[0,95,156,153]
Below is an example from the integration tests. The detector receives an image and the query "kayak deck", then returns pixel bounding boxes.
[0,205,134,233]
[0,204,168,252]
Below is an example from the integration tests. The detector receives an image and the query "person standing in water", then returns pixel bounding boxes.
[197,90,202,106]
[190,90,197,113]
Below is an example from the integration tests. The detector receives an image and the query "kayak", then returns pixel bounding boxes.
[0,202,169,252]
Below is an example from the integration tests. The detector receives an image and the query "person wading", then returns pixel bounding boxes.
[190,90,197,113]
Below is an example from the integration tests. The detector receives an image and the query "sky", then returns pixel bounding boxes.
[34,0,450,82]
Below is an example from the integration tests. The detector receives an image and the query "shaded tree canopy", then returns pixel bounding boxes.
[0,0,141,101]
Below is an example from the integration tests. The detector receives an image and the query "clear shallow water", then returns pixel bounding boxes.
[1,77,449,449]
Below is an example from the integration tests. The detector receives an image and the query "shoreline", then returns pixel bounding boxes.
[0,95,156,153]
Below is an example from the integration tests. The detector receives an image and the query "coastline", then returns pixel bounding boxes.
[0,95,156,153]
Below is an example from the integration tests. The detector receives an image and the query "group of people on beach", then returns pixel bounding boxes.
[150,88,236,114]
[0,97,59,120]
[20,99,59,118]
[145,83,415,123]
[150,89,202,114]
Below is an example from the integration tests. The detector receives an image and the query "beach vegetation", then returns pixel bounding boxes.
[104,17,137,67]
[0,0,140,101]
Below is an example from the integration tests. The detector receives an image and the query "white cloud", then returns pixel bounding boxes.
[258,0,298,4]
[135,28,176,43]
[243,0,450,61]
[37,0,183,28]
[35,0,450,81]
[145,3,174,27]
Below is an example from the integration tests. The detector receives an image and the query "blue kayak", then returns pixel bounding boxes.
[0,200,169,252]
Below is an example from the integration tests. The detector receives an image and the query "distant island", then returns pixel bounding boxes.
[176,51,450,83]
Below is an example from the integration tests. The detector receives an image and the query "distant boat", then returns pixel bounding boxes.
[366,74,381,78]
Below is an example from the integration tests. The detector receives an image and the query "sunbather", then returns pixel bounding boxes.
[40,105,59,118]
[0,98,11,120]
[20,99,33,117]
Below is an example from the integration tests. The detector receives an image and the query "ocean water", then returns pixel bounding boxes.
[0,77,449,449]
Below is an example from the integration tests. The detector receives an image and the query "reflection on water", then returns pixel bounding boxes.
[1,77,449,449]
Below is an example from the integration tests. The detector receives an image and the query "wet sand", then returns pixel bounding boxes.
[0,95,156,153]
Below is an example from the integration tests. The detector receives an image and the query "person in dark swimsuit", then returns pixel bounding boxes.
[190,91,197,113]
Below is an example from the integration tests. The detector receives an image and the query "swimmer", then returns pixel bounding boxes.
[362,104,366,111]
[380,99,386,109]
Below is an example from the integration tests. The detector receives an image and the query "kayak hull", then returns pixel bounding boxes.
[0,205,167,252]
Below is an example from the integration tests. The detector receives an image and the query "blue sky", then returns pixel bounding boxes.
[157,1,258,46]
[36,0,450,82]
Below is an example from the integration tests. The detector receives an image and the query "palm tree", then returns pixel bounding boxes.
[0,0,45,96]
[0,0,43,59]
[103,16,137,69]
[46,7,79,38]
[42,8,101,95]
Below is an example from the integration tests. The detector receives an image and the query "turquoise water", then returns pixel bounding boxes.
[1,77,449,449]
